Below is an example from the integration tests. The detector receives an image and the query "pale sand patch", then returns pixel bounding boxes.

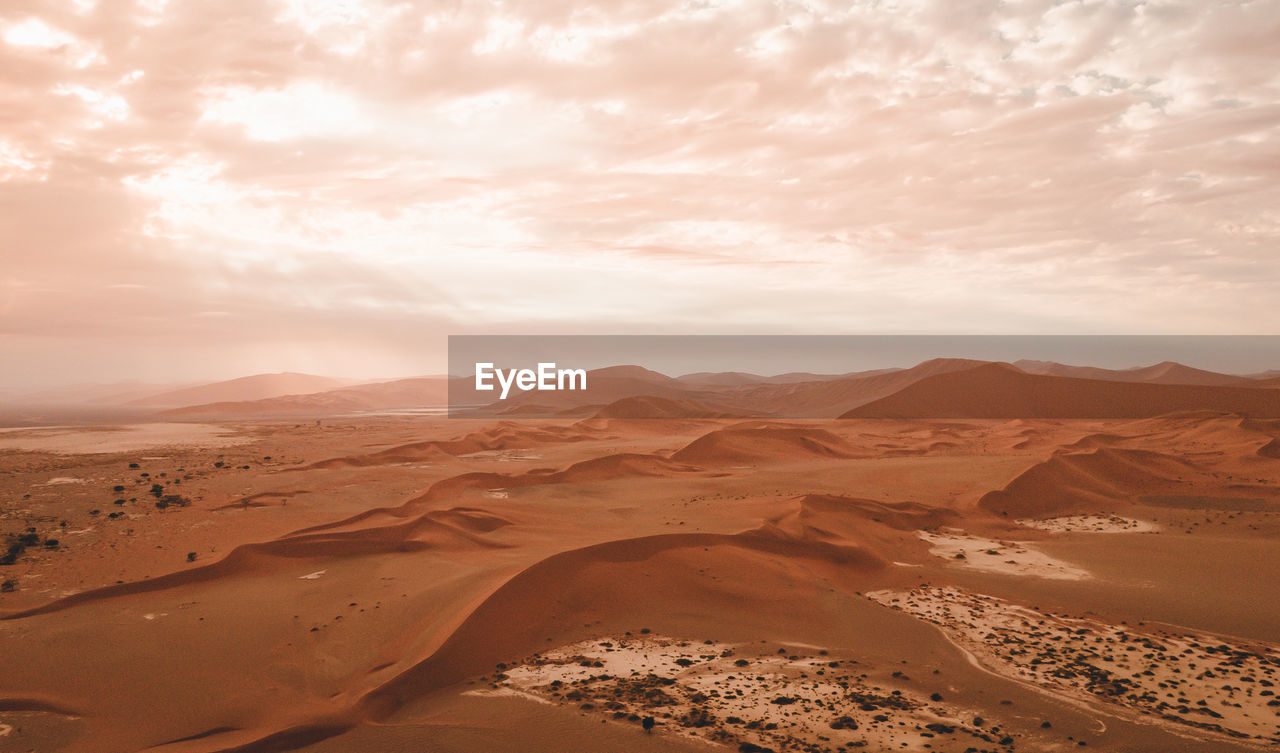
[868,587,1280,748]
[46,477,87,485]
[458,450,542,461]
[299,570,326,580]
[483,635,1001,752]
[1018,515,1159,534]
[0,423,251,454]
[918,530,1090,580]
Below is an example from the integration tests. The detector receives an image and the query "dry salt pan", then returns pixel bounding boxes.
[918,530,1090,580]
[476,634,1000,752]
[1018,515,1158,534]
[868,586,1280,747]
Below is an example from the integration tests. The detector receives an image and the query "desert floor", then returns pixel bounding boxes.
[2,414,1280,752]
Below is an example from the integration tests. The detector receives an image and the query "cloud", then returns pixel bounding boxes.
[1,0,1278,388]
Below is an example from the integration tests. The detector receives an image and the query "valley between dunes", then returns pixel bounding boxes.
[2,408,1280,753]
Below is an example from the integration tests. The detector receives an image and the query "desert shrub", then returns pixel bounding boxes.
[1,580,14,592]
[157,494,191,510]
[3,537,27,565]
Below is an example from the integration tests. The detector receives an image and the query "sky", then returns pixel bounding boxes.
[2,0,1279,390]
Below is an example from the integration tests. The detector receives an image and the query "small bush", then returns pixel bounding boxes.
[157,494,191,510]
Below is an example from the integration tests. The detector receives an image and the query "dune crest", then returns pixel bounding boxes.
[844,362,1280,419]
[671,424,863,465]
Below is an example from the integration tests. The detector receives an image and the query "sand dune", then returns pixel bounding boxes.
[592,395,746,419]
[360,530,886,717]
[710,357,993,418]
[674,367,903,387]
[299,423,594,469]
[161,376,452,417]
[776,493,958,533]
[844,362,1280,419]
[978,447,1203,517]
[669,424,862,464]
[128,373,352,408]
[467,366,697,415]
[1013,359,1262,386]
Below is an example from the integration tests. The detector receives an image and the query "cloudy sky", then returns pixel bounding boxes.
[2,0,1278,389]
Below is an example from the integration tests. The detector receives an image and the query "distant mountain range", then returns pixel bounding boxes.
[126,373,356,407]
[5,359,1278,420]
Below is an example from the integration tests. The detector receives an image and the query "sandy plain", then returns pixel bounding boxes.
[2,410,1279,753]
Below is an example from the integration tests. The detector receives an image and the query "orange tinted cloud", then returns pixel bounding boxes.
[2,0,1278,388]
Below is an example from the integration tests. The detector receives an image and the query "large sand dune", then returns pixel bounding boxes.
[128,373,353,408]
[843,362,1280,418]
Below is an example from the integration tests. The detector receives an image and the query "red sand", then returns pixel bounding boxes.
[2,389,1280,753]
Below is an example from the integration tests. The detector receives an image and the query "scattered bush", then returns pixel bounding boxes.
[155,494,192,510]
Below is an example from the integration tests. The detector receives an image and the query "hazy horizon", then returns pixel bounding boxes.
[9,332,1280,401]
